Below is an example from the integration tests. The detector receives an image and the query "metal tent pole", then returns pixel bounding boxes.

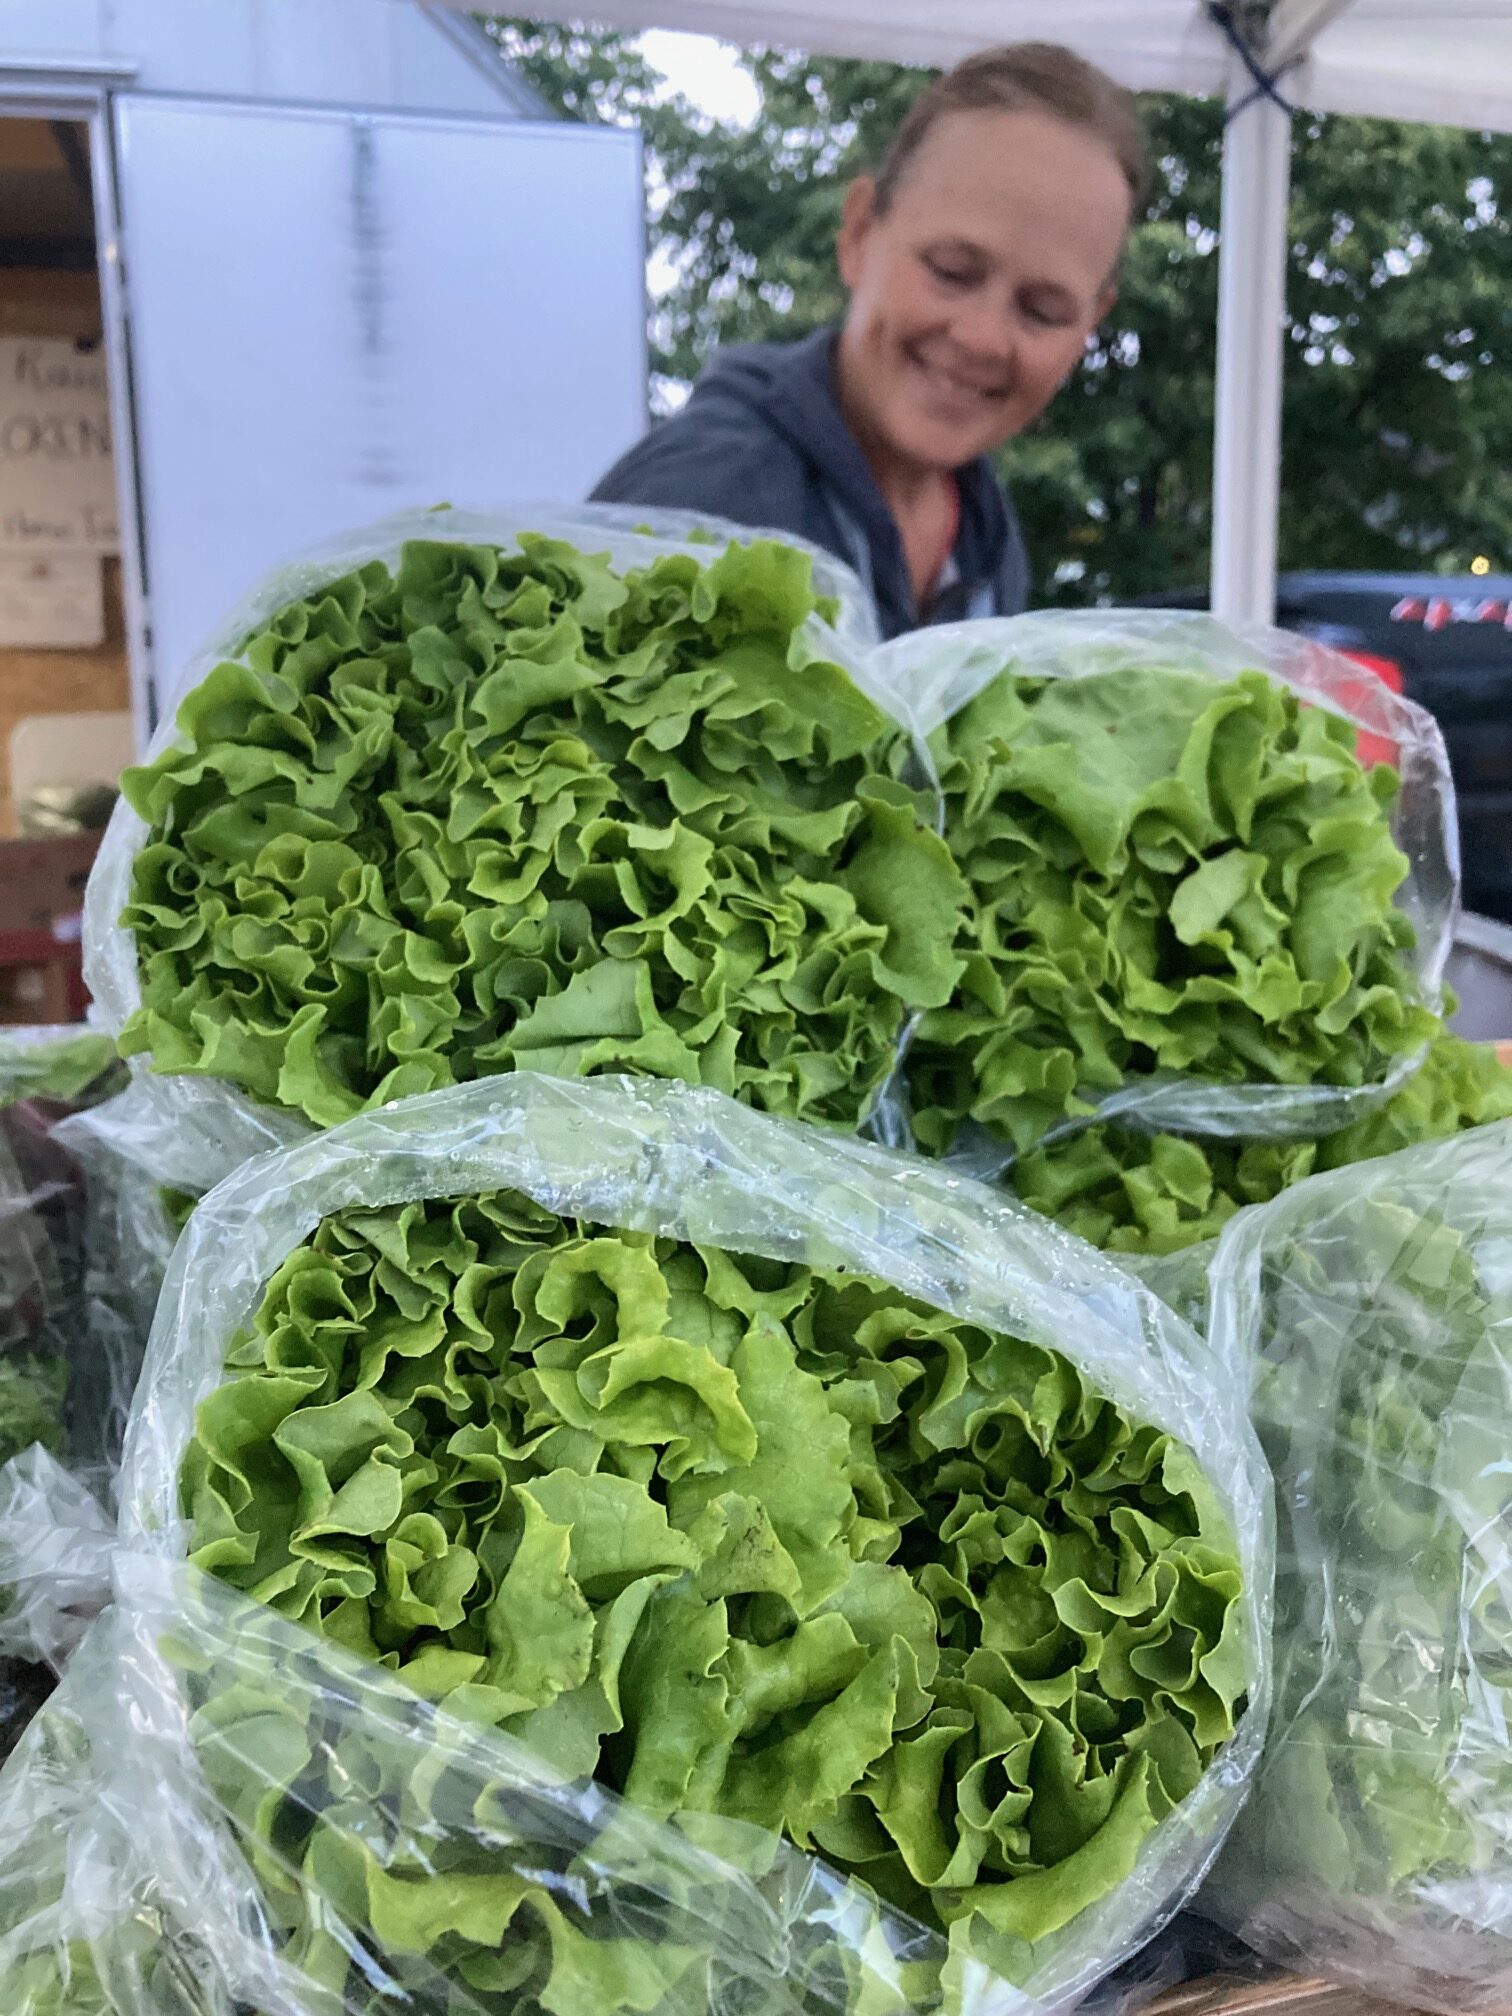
[1209,22,1294,627]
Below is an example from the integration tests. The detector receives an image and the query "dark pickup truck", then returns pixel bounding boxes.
[1136,572,1512,923]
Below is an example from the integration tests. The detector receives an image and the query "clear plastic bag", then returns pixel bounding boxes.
[0,1090,77,1479]
[0,1027,141,1492]
[0,1028,123,1110]
[0,1028,163,1766]
[489,501,884,660]
[49,1099,183,1492]
[84,505,932,1197]
[0,1073,1272,2016]
[1157,1120,1512,2013]
[871,609,1458,1154]
[0,1557,970,2016]
[85,533,1460,1189]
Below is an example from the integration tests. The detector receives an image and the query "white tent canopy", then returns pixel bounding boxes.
[443,1,1512,621]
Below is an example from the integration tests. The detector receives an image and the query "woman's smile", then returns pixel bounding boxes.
[903,342,1013,417]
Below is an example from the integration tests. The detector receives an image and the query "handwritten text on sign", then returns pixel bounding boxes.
[0,338,118,553]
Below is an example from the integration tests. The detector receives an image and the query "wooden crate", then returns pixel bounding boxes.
[1150,1977,1421,2016]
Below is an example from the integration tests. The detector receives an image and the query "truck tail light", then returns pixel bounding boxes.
[1337,652,1404,770]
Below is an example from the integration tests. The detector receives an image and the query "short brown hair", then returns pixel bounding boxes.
[873,43,1150,216]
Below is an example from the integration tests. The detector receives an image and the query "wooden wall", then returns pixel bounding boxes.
[0,268,101,342]
[0,267,131,837]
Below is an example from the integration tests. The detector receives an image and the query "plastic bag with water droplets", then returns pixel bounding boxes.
[1147,1120,1512,2013]
[869,609,1458,1159]
[83,505,929,1199]
[87,522,1458,1187]
[0,1072,1271,2016]
[0,1028,169,1763]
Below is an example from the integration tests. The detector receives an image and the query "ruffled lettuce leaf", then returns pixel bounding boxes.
[909,664,1439,1157]
[180,1191,1247,2008]
[0,1033,122,1111]
[1011,1034,1512,1257]
[121,536,964,1132]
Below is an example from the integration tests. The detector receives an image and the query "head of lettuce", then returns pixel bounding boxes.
[114,532,966,1135]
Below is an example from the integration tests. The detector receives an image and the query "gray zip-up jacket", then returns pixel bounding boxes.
[590,327,1030,640]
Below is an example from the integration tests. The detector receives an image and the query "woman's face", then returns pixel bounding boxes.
[836,107,1133,473]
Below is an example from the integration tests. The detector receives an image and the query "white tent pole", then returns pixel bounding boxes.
[1210,53,1294,628]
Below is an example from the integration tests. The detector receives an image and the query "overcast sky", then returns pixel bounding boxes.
[639,28,761,123]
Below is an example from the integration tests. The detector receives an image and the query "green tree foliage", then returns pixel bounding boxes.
[481,14,665,124]
[483,19,1512,602]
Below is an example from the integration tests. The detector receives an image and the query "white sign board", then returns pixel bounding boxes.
[0,338,118,554]
[0,553,105,648]
[113,100,645,713]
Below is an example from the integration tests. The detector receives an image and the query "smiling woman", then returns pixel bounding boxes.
[593,44,1146,638]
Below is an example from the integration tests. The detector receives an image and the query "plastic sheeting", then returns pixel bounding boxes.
[82,504,919,1197]
[872,607,1457,1155]
[0,1026,136,1500]
[1162,1120,1512,2014]
[0,1028,168,1762]
[426,3,1512,144]
[83,516,1457,1196]
[0,1072,1271,2016]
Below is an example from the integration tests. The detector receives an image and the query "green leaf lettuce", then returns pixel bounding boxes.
[179,1187,1248,2006]
[119,536,964,1132]
[909,663,1438,1158]
[1011,1033,1512,1257]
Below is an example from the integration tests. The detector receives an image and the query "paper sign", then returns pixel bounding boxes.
[0,553,105,648]
[0,338,118,553]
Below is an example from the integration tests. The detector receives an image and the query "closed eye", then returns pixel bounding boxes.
[1022,292,1078,329]
[924,254,980,290]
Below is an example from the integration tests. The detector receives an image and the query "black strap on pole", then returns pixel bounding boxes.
[1207,1,1301,122]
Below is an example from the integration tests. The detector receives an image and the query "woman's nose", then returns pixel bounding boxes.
[952,297,1018,368]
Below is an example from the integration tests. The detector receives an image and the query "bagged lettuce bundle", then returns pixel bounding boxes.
[0,1028,135,1480]
[868,612,1455,1166]
[0,1075,1270,2015]
[1010,1031,1512,1257]
[1158,1122,1512,2012]
[0,1029,141,1761]
[84,509,962,1193]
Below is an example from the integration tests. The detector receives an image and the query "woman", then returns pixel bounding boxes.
[592,43,1147,639]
